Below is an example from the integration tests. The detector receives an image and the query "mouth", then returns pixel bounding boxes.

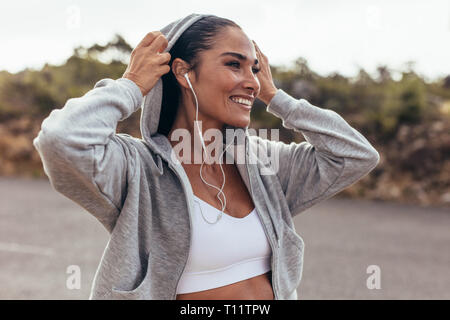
[229,96,253,111]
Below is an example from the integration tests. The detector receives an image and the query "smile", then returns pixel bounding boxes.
[229,96,252,111]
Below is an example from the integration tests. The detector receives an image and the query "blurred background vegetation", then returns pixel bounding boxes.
[0,34,448,208]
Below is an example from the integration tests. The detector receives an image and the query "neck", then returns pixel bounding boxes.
[167,102,227,167]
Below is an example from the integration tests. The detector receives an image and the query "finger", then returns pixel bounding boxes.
[158,64,171,75]
[253,42,263,58]
[156,52,171,64]
[253,40,266,58]
[147,34,169,54]
[137,31,162,48]
[252,40,260,52]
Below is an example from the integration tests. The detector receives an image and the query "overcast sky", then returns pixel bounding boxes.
[1,0,449,81]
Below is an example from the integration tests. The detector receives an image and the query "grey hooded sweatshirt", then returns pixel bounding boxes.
[33,13,380,300]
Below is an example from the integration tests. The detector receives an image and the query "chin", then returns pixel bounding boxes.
[227,116,250,129]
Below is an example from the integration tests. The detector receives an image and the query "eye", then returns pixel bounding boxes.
[226,61,260,74]
[252,67,261,74]
[226,61,241,69]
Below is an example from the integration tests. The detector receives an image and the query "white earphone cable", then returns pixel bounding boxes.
[184,73,235,224]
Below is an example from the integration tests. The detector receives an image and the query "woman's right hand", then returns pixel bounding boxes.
[122,31,171,96]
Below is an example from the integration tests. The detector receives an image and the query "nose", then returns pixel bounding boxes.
[241,68,260,95]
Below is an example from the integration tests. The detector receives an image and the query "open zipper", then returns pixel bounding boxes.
[170,161,194,300]
[245,135,280,300]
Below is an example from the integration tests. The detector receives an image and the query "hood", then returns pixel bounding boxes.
[139,13,249,163]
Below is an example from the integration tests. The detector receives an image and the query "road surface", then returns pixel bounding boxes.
[0,178,449,299]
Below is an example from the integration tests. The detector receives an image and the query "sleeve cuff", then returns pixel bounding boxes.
[116,77,144,109]
[266,89,298,120]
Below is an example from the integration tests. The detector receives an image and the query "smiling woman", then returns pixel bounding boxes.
[159,17,267,137]
[158,15,277,300]
[33,13,379,300]
[167,27,262,133]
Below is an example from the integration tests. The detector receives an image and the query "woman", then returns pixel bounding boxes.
[33,13,379,300]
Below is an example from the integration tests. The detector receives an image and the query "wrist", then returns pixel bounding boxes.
[122,72,146,96]
[260,88,278,105]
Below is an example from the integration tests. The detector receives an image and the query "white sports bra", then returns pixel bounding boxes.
[176,195,272,294]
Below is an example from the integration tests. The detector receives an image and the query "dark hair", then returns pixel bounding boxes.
[157,15,241,136]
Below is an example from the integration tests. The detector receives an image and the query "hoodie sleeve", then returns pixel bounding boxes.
[257,89,380,218]
[32,77,143,232]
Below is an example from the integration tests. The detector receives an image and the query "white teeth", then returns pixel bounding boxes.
[230,96,251,106]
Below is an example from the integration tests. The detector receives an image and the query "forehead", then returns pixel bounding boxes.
[208,27,257,61]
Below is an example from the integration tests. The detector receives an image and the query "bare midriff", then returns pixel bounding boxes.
[176,270,274,300]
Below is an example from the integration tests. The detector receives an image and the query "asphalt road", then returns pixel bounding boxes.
[0,177,449,299]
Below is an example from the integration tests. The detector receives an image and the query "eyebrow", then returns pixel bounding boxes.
[219,52,259,65]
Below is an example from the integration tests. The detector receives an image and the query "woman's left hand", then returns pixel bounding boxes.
[252,40,278,105]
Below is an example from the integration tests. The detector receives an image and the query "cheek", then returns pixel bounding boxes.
[202,73,234,94]
[219,72,241,91]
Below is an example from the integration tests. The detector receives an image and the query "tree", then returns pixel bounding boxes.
[73,33,133,64]
[376,65,393,83]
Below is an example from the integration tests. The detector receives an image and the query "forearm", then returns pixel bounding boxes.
[35,77,143,149]
[266,89,379,163]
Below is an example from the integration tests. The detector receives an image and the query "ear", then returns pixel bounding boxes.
[172,58,192,90]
